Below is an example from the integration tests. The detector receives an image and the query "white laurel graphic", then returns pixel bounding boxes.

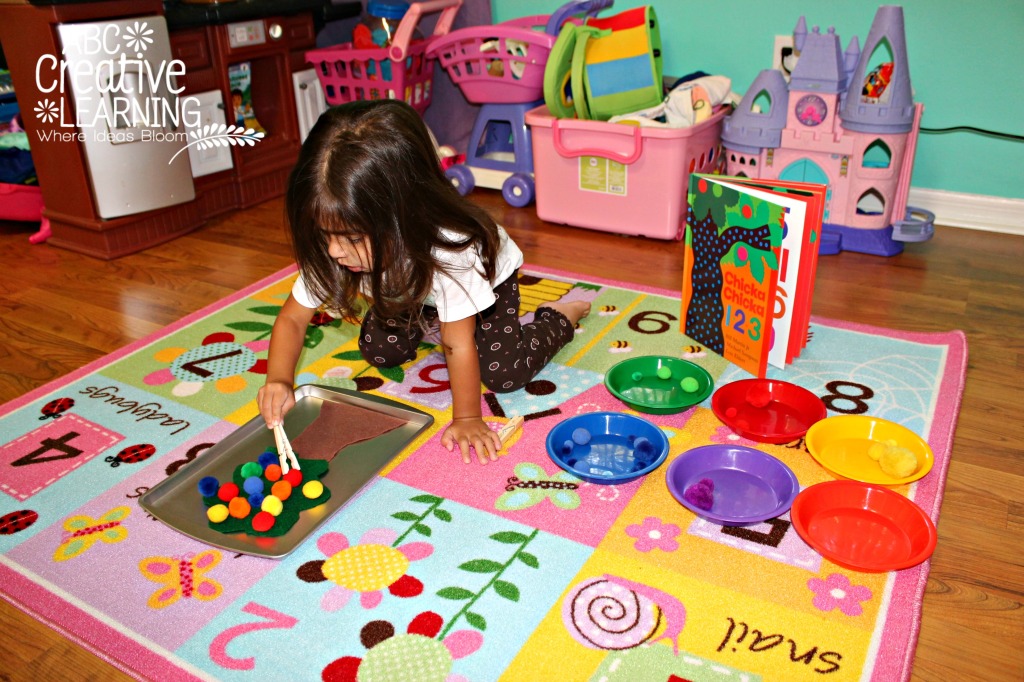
[34,99,59,123]
[123,21,155,54]
[168,124,265,163]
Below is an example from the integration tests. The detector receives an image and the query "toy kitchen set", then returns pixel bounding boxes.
[0,0,360,259]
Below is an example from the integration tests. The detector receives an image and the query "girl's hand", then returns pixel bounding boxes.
[442,417,502,465]
[257,380,295,428]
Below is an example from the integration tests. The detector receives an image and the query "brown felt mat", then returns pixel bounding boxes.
[289,400,407,460]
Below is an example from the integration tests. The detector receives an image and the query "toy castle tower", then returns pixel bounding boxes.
[721,5,932,256]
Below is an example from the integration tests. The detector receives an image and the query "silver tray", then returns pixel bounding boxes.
[140,385,434,558]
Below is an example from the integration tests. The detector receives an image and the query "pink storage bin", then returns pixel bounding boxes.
[525,104,727,240]
[0,182,51,244]
[0,182,43,221]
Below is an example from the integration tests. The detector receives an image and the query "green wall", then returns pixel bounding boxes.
[492,0,1024,200]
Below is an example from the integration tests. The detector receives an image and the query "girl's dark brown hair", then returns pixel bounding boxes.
[285,99,500,323]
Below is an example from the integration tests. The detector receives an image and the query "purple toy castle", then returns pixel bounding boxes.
[721,5,933,256]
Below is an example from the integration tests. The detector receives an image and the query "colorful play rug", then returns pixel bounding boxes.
[0,266,966,682]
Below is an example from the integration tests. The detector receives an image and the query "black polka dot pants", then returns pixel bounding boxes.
[358,270,575,393]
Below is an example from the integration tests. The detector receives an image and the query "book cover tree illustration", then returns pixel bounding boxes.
[681,175,785,377]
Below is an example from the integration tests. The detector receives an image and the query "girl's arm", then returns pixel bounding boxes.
[439,314,502,464]
[257,294,316,428]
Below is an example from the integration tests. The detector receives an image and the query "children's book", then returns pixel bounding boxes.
[228,62,266,134]
[681,174,826,377]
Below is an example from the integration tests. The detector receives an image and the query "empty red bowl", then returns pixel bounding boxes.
[790,480,937,572]
[712,378,826,444]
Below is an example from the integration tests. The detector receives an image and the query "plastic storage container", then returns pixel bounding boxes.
[525,103,728,240]
[306,0,462,115]
[356,1,424,48]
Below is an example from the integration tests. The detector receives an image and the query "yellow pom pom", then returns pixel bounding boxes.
[207,504,229,523]
[302,480,324,499]
[868,439,899,461]
[879,445,919,479]
[261,495,284,517]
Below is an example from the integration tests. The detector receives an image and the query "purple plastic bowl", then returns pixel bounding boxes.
[666,444,800,526]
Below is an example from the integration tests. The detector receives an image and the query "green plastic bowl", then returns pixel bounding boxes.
[605,356,714,414]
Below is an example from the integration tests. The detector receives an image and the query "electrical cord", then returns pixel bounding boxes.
[920,126,1024,142]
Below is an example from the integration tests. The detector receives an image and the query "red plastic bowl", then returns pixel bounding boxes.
[790,480,937,572]
[711,378,826,444]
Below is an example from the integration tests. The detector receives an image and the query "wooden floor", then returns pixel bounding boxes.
[0,190,1021,681]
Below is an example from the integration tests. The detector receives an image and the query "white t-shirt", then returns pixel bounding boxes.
[291,225,523,323]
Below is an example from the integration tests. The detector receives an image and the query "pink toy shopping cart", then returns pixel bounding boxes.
[306,0,463,115]
[427,0,611,206]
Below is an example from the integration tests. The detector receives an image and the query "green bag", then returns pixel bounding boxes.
[544,5,663,121]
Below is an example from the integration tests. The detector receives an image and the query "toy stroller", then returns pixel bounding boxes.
[428,0,612,206]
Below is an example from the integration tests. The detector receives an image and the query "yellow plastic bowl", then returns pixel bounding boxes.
[804,415,934,485]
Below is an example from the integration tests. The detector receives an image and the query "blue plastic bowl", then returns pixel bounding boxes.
[546,412,669,484]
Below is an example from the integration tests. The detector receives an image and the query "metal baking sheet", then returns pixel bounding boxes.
[140,385,433,558]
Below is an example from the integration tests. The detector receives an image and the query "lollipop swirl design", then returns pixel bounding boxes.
[562,575,686,652]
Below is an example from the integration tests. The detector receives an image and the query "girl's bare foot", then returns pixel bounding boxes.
[540,300,591,326]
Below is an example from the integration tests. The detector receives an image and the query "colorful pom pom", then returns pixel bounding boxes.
[631,371,643,382]
[746,386,771,408]
[633,437,657,460]
[248,492,265,508]
[264,464,282,482]
[282,469,303,487]
[656,366,672,380]
[683,477,715,511]
[240,461,263,478]
[571,428,591,445]
[207,504,229,523]
[680,377,699,393]
[217,482,240,502]
[243,475,264,496]
[561,440,574,455]
[198,476,220,497]
[252,511,275,532]
[228,496,251,519]
[258,451,278,468]
[261,495,284,517]
[302,480,324,499]
[271,480,292,501]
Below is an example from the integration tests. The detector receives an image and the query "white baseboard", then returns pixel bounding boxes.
[907,188,1024,236]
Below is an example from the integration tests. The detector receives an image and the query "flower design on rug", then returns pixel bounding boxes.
[626,516,680,552]
[808,573,873,616]
[708,424,758,447]
[297,529,433,611]
[139,550,223,609]
[142,332,269,397]
[320,611,481,682]
[53,506,130,561]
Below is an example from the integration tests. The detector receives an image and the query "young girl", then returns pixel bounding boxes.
[258,100,590,465]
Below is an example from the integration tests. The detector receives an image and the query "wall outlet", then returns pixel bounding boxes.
[773,34,796,79]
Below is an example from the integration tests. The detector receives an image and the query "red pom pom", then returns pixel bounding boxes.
[217,482,240,502]
[252,511,275,532]
[283,469,303,487]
